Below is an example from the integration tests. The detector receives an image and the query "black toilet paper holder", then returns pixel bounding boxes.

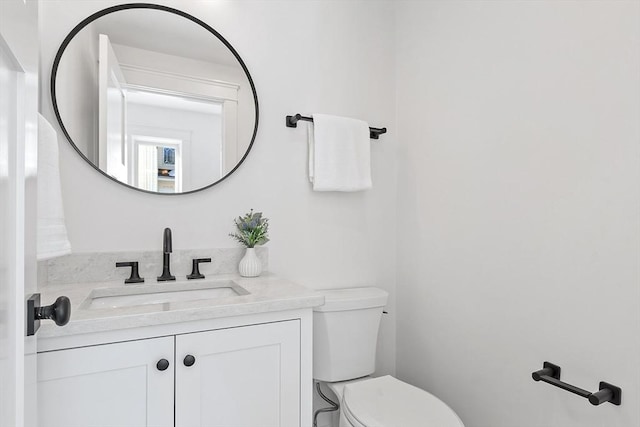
[532,362,621,406]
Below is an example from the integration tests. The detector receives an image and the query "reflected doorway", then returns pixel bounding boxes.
[132,136,182,193]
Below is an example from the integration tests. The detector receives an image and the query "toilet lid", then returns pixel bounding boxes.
[341,376,464,427]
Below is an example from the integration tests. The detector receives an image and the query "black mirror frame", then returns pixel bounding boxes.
[50,2,259,195]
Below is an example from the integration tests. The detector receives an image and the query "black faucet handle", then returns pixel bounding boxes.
[187,258,212,280]
[116,262,144,284]
[163,228,172,253]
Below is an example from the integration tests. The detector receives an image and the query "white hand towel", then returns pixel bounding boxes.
[37,114,71,260]
[308,113,372,192]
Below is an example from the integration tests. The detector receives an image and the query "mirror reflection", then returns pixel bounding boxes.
[53,5,258,194]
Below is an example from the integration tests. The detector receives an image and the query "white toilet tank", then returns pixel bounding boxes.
[313,287,388,382]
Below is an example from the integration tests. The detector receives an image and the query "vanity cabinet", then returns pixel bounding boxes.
[38,336,174,427]
[38,320,301,427]
[176,320,300,426]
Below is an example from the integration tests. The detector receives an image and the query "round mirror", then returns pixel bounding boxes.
[51,4,258,194]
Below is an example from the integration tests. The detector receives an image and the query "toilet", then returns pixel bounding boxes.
[313,287,464,427]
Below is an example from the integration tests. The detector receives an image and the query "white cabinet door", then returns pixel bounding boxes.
[37,336,174,427]
[175,320,301,427]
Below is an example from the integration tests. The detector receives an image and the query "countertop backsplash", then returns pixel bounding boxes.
[39,247,268,287]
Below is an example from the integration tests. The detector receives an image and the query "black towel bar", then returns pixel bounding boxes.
[285,113,387,140]
[532,362,622,406]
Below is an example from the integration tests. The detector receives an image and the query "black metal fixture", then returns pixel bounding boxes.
[187,258,212,280]
[158,227,176,282]
[116,261,144,284]
[183,355,196,367]
[532,362,622,406]
[286,113,387,139]
[26,293,71,336]
[156,359,170,371]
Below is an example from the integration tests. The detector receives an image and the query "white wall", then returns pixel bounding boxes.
[395,1,640,426]
[39,0,397,379]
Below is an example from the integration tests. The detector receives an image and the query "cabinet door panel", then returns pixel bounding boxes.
[176,320,300,427]
[37,336,174,427]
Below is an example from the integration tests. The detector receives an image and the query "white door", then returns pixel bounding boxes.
[37,337,174,427]
[0,1,39,426]
[98,34,128,183]
[175,321,301,427]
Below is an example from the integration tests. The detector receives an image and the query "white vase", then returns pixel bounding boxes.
[239,247,262,277]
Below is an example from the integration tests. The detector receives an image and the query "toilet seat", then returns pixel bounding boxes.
[340,376,464,427]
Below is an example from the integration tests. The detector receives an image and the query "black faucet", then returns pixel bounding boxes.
[157,228,176,281]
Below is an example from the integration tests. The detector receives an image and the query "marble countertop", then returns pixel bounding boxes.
[37,273,324,338]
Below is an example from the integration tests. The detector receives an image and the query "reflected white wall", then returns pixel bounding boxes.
[54,22,99,162]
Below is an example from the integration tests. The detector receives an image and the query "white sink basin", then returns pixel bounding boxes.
[83,280,249,310]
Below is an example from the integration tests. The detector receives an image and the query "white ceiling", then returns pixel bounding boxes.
[92,8,241,68]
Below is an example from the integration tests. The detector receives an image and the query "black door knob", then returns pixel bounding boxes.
[183,355,196,367]
[39,295,71,325]
[26,294,71,336]
[37,295,71,326]
[156,359,170,371]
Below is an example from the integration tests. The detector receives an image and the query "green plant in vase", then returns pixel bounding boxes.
[229,210,269,277]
